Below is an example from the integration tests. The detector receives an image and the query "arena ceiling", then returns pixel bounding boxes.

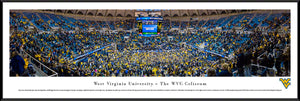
[43,9,252,17]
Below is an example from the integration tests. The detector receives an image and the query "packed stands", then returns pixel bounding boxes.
[9,10,290,77]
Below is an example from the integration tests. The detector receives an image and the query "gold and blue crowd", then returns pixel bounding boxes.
[9,11,290,77]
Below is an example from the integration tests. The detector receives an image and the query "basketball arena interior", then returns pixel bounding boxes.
[9,9,290,77]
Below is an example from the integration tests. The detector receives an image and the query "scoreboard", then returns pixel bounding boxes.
[137,17,163,37]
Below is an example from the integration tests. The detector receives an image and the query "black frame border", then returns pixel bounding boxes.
[1,0,299,101]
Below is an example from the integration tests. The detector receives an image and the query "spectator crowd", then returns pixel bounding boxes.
[9,11,290,77]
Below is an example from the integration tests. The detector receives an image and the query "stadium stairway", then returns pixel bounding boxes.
[247,13,257,24]
[282,18,290,26]
[105,21,111,29]
[94,21,103,29]
[86,19,92,27]
[201,19,209,27]
[220,15,235,27]
[132,20,137,29]
[78,18,90,30]
[225,15,237,27]
[68,17,82,29]
[257,12,271,27]
[198,20,205,28]
[214,17,226,27]
[230,14,245,28]
[42,13,58,27]
[249,13,268,28]
[219,16,229,26]
[35,13,50,31]
[261,13,282,27]
[46,14,59,27]
[47,13,63,28]
[20,12,38,30]
[10,14,26,31]
[203,19,213,28]
[89,20,99,29]
[35,13,47,27]
[57,15,72,30]
[114,21,118,29]
[38,13,56,28]
[237,14,248,27]
[64,16,76,29]
[23,12,44,30]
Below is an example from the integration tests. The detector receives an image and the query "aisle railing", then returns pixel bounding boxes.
[19,49,58,77]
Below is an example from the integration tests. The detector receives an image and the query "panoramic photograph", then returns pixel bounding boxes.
[9,9,290,77]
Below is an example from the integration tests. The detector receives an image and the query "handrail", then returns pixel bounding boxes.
[250,64,273,69]
[73,44,112,60]
[250,64,277,76]
[186,44,227,58]
[20,49,58,77]
[257,51,267,60]
[255,50,268,71]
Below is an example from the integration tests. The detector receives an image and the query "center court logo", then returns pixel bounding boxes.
[279,78,291,89]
